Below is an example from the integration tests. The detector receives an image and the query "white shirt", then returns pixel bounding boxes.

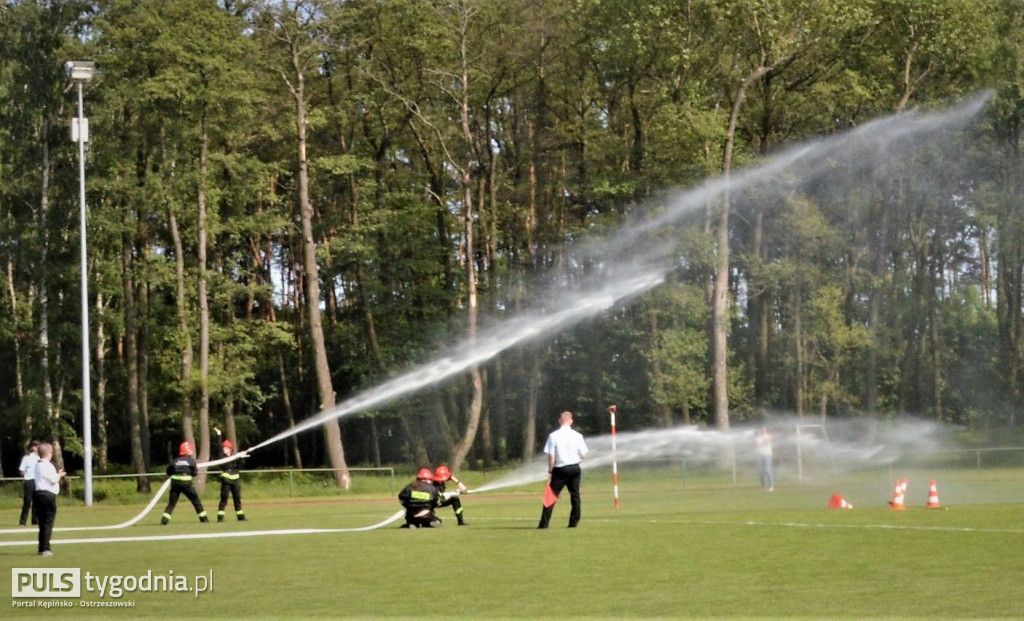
[19,452,39,481]
[544,425,588,467]
[756,434,773,458]
[34,460,61,495]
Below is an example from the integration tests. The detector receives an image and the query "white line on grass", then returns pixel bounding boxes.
[480,515,1024,535]
[0,510,405,548]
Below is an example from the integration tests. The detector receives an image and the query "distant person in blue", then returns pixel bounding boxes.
[756,426,774,491]
[538,411,588,529]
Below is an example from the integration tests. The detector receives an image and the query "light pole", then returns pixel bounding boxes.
[67,60,95,506]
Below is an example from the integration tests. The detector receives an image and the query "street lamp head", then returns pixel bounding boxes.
[66,61,95,83]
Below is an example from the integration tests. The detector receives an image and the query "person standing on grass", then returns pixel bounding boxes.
[538,411,588,529]
[18,440,40,526]
[756,426,774,491]
[33,442,64,556]
[161,441,209,525]
[214,427,247,522]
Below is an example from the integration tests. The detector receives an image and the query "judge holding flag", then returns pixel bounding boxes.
[538,411,588,529]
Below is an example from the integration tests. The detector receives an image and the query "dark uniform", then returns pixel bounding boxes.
[161,442,209,525]
[433,466,467,525]
[398,470,441,528]
[215,432,246,522]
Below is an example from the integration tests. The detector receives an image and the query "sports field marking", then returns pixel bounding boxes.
[473,515,1024,535]
[0,510,404,548]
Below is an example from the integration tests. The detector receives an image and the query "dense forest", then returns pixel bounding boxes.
[2,0,1024,485]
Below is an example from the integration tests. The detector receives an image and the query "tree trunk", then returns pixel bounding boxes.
[450,8,484,475]
[166,140,195,456]
[95,291,108,472]
[715,69,764,432]
[277,352,304,469]
[123,224,148,493]
[522,347,544,461]
[293,47,350,489]
[137,264,151,468]
[196,118,212,492]
[39,123,62,465]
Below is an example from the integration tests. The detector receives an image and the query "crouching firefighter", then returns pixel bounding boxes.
[215,427,246,522]
[398,468,441,528]
[433,465,468,525]
[162,441,209,525]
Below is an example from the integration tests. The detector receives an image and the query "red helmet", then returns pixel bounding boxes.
[434,466,451,482]
[179,441,194,456]
[417,468,434,480]
[222,439,233,450]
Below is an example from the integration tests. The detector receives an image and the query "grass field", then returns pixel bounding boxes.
[3,467,1023,619]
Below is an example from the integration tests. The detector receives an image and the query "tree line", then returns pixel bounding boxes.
[2,0,1023,485]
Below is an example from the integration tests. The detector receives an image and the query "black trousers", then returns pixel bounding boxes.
[402,507,441,528]
[218,479,242,512]
[33,490,57,553]
[164,481,205,516]
[538,463,582,528]
[20,480,36,525]
[437,495,463,521]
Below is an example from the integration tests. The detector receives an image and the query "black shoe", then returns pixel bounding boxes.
[457,520,467,526]
[400,523,411,529]
[200,516,209,523]
[237,514,246,521]
[161,518,169,526]
[217,516,224,523]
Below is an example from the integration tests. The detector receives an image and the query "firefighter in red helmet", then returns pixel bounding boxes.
[397,468,441,528]
[214,427,246,522]
[161,441,209,525]
[433,465,469,526]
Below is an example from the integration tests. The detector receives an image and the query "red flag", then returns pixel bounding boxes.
[543,485,558,508]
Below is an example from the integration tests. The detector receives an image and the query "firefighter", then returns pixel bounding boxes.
[161,441,209,525]
[433,465,468,526]
[397,468,441,528]
[214,427,246,522]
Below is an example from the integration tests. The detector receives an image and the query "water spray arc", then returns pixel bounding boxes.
[0,95,991,543]
[246,93,991,461]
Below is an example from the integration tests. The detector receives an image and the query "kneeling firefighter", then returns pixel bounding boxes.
[398,468,441,528]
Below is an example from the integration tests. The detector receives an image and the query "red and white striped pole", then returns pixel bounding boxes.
[609,404,619,509]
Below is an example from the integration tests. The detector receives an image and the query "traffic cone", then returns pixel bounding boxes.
[890,480,906,510]
[925,479,941,509]
[828,494,853,509]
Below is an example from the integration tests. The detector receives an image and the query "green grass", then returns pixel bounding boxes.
[3,470,1023,619]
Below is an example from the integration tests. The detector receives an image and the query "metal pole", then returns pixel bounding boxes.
[609,405,619,509]
[77,81,93,507]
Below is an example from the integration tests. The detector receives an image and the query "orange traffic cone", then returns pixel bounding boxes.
[925,479,941,509]
[828,494,854,509]
[890,480,906,510]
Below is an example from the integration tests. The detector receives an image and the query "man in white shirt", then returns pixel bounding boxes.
[538,411,588,529]
[33,443,65,556]
[18,441,40,526]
